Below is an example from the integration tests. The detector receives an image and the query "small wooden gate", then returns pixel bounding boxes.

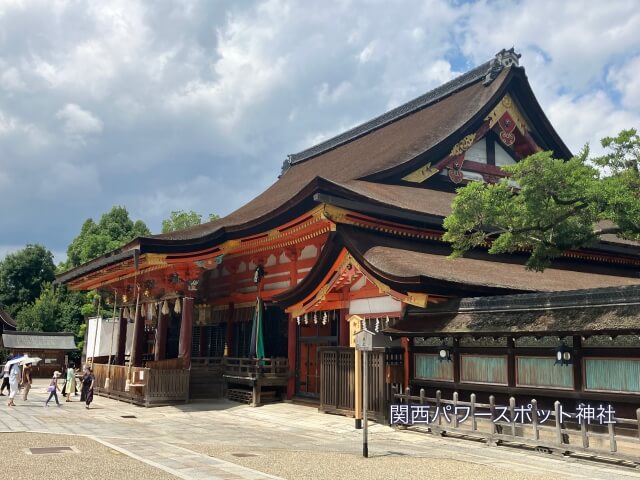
[319,347,403,422]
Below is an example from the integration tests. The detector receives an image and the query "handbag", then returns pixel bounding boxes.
[47,385,55,393]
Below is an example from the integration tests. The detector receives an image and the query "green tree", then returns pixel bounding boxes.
[63,206,150,269]
[16,284,84,363]
[443,128,640,271]
[161,210,221,233]
[0,244,55,316]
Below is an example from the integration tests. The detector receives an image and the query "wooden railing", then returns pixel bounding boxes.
[192,357,224,368]
[145,357,184,370]
[92,363,189,407]
[223,357,289,379]
[395,388,640,466]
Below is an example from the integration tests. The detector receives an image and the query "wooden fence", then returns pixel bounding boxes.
[223,357,289,378]
[190,357,225,399]
[222,357,289,406]
[395,388,640,466]
[319,347,402,423]
[93,363,189,407]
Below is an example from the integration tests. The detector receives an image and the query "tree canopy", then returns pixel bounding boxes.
[443,128,640,271]
[0,244,55,316]
[161,210,220,233]
[63,205,150,269]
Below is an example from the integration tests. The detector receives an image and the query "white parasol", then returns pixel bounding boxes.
[4,355,26,366]
[20,356,42,365]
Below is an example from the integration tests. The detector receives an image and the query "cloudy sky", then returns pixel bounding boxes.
[1,0,639,263]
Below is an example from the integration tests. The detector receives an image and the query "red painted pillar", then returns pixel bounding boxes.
[225,303,234,356]
[402,337,410,390]
[178,297,194,369]
[287,314,297,399]
[116,309,127,365]
[339,287,350,347]
[133,305,145,367]
[155,311,168,361]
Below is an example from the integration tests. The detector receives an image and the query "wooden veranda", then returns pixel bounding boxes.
[92,362,189,407]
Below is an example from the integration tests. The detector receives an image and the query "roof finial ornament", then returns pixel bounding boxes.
[483,47,521,86]
[279,155,293,177]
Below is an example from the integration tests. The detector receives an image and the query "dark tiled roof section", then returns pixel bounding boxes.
[422,284,640,314]
[2,331,76,350]
[386,303,640,337]
[0,306,16,329]
[150,70,508,242]
[286,60,493,166]
[362,246,640,293]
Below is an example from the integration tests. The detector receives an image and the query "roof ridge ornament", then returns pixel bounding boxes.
[483,48,521,86]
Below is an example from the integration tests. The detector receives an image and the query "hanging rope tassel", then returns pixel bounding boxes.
[140,303,146,317]
[161,300,170,315]
[174,297,182,314]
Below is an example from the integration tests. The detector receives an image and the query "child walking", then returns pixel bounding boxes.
[45,371,61,407]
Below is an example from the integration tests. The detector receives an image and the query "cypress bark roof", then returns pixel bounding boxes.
[2,331,76,350]
[0,306,16,330]
[385,285,640,337]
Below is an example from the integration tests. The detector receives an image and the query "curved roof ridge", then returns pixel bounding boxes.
[284,48,521,170]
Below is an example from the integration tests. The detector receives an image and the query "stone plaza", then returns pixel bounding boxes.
[1,379,639,480]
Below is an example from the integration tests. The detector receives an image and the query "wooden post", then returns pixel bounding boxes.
[126,288,141,391]
[436,390,442,427]
[509,396,516,437]
[554,401,563,445]
[154,305,168,361]
[116,309,127,365]
[287,314,296,400]
[453,391,459,428]
[489,395,497,436]
[401,337,410,390]
[178,297,194,369]
[105,293,118,389]
[362,350,369,458]
[470,393,477,432]
[637,408,640,441]
[579,403,589,448]
[419,388,425,405]
[531,399,539,441]
[355,348,362,429]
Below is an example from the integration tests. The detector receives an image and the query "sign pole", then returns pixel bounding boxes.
[362,349,368,458]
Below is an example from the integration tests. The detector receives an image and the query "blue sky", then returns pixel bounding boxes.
[1,0,639,263]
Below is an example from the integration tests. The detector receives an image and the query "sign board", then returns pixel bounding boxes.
[348,315,363,347]
[355,329,374,351]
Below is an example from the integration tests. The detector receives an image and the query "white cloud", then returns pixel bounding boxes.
[607,55,640,109]
[56,103,103,135]
[0,0,637,259]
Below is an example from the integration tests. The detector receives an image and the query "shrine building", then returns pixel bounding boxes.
[57,49,640,416]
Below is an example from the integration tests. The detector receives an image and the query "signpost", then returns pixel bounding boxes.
[355,328,374,458]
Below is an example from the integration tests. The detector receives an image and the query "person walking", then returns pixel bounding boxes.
[7,360,21,407]
[64,363,76,402]
[0,359,10,396]
[45,371,61,407]
[22,363,32,401]
[80,367,95,409]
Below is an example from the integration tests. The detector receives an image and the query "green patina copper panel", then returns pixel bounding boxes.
[516,356,573,389]
[460,355,508,385]
[414,354,453,381]
[585,358,640,393]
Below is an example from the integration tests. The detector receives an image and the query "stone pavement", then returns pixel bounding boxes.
[0,379,639,479]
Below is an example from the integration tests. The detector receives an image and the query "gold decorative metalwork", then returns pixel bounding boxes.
[144,253,167,265]
[486,93,529,134]
[401,162,439,183]
[450,134,476,156]
[404,292,428,308]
